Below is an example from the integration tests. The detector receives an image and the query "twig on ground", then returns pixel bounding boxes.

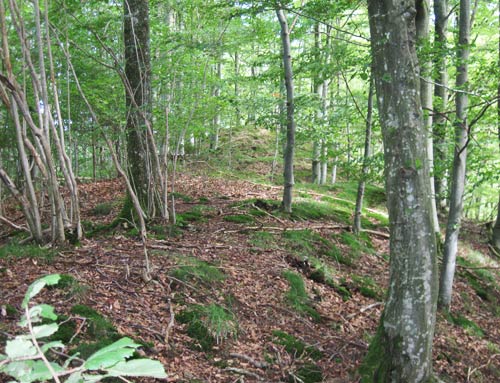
[251,203,286,225]
[69,317,87,344]
[224,367,263,381]
[467,354,500,382]
[346,302,384,319]
[229,353,269,369]
[164,298,175,344]
[361,229,390,238]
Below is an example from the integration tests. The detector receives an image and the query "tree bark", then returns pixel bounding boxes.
[123,0,154,218]
[360,1,438,381]
[492,1,500,251]
[353,76,374,235]
[276,9,295,213]
[438,0,471,311]
[433,0,449,210]
[416,0,440,236]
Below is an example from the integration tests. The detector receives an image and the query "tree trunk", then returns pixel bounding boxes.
[360,1,438,381]
[438,0,471,311]
[433,0,449,210]
[416,0,440,236]
[276,9,295,213]
[312,22,321,184]
[492,1,500,251]
[353,76,374,235]
[123,0,154,218]
[210,61,221,151]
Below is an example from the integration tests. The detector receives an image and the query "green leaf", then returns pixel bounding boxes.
[67,371,107,383]
[5,338,37,359]
[22,274,61,309]
[106,359,167,378]
[2,360,35,381]
[0,360,62,382]
[82,373,108,383]
[41,341,65,353]
[25,360,63,382]
[84,337,140,370]
[36,304,58,320]
[66,371,83,383]
[31,323,59,339]
[19,304,58,327]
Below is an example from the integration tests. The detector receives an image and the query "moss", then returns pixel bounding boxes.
[351,275,383,300]
[291,363,323,383]
[2,304,17,317]
[282,271,320,322]
[91,202,114,216]
[272,330,322,360]
[178,304,238,351]
[170,257,225,285]
[171,191,194,203]
[325,246,354,266]
[70,305,118,339]
[49,315,77,343]
[248,231,278,250]
[446,313,484,338]
[223,214,254,224]
[359,323,392,383]
[0,243,56,262]
[248,208,267,217]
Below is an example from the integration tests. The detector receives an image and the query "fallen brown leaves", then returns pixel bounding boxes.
[1,175,499,382]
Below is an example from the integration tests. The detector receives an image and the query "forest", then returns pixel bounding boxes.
[0,0,499,382]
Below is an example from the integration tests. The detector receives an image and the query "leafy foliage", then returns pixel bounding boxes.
[0,274,166,382]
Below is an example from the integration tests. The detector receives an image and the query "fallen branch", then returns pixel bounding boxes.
[467,354,500,382]
[361,229,390,238]
[346,302,384,319]
[164,298,175,344]
[251,203,286,225]
[0,215,29,232]
[224,224,349,234]
[224,367,263,381]
[488,244,500,259]
[229,353,269,369]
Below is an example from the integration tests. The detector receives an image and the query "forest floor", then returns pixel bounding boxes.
[1,170,500,382]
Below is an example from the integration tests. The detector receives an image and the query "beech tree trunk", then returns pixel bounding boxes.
[492,2,500,251]
[361,1,438,381]
[276,9,295,213]
[439,0,471,311]
[433,0,449,210]
[416,0,440,235]
[123,0,154,218]
[353,76,374,235]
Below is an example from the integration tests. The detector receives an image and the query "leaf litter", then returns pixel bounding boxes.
[1,174,499,382]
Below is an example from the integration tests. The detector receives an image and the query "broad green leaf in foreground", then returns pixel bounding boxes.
[84,337,140,370]
[106,359,167,378]
[5,338,37,359]
[22,274,61,309]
